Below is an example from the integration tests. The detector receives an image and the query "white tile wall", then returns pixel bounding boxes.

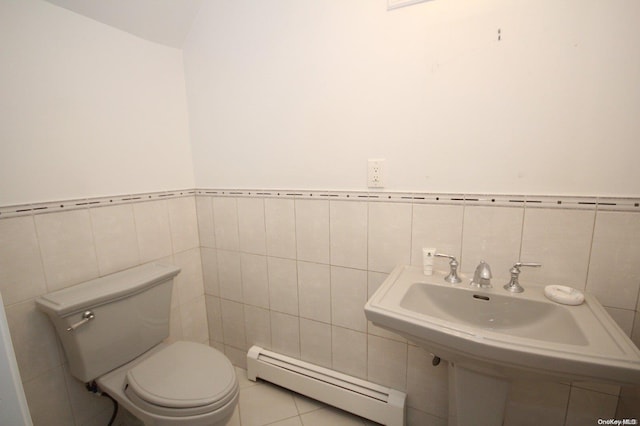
[330,266,367,332]
[168,196,200,253]
[329,200,368,269]
[460,205,523,279]
[564,387,619,426]
[221,298,247,350]
[331,325,367,379]
[169,304,184,342]
[132,200,173,263]
[180,296,208,343]
[617,384,640,418]
[368,202,412,273]
[295,199,330,264]
[205,295,223,343]
[201,247,220,295]
[237,197,267,255]
[244,305,271,349]
[90,204,140,275]
[173,248,205,306]
[217,249,243,302]
[520,208,595,289]
[300,318,332,368]
[268,257,299,316]
[240,253,270,309]
[0,193,207,426]
[35,209,100,291]
[271,311,300,358]
[367,334,408,391]
[196,196,216,248]
[297,261,331,323]
[504,380,570,426]
[0,216,46,305]
[2,190,639,425]
[195,192,639,425]
[22,367,75,426]
[633,303,640,349]
[63,362,115,425]
[6,300,61,383]
[410,203,463,266]
[587,211,640,310]
[406,345,449,419]
[213,197,240,250]
[606,306,635,336]
[265,198,297,258]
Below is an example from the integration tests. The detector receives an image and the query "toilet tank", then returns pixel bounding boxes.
[36,262,180,383]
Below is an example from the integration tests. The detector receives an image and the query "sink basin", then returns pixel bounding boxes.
[365,265,640,426]
[400,283,588,346]
[365,265,640,385]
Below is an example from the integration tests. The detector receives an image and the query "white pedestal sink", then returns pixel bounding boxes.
[448,365,508,426]
[364,266,640,426]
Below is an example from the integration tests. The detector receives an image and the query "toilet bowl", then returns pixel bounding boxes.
[35,262,239,426]
[97,341,238,426]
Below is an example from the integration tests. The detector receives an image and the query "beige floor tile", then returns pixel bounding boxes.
[266,417,302,426]
[235,367,258,389]
[300,406,366,426]
[238,383,298,426]
[292,392,326,414]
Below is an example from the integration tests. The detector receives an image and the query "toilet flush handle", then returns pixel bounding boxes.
[66,310,95,332]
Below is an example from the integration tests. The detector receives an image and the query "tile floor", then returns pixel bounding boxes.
[116,367,381,426]
[226,368,381,426]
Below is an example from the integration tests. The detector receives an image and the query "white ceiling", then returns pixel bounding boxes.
[42,0,203,48]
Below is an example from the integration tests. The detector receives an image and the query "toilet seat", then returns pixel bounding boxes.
[123,341,238,417]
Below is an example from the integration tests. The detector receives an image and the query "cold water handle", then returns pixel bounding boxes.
[503,262,541,293]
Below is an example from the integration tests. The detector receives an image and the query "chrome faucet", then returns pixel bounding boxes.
[470,261,492,288]
[503,262,541,293]
[434,253,462,284]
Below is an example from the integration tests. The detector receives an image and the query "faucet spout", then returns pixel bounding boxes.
[471,261,492,288]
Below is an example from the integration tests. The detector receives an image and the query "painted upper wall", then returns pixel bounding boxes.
[184,0,640,196]
[41,0,203,48]
[0,0,195,205]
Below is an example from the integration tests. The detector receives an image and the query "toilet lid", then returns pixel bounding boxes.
[126,341,236,409]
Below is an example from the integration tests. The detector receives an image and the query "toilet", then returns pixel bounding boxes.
[36,262,238,426]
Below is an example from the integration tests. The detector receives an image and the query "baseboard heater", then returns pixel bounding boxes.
[247,346,406,426]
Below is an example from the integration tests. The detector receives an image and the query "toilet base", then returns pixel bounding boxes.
[96,342,238,426]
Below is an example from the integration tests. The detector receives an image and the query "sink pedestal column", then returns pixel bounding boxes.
[448,364,509,426]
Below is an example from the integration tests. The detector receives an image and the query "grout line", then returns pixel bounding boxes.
[583,209,599,295]
[85,204,103,279]
[327,201,335,374]
[292,198,302,360]
[30,214,51,294]
[562,385,573,424]
[459,201,466,271]
[517,202,527,262]
[364,200,371,382]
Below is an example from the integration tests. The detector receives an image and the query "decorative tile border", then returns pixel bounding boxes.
[0,189,195,219]
[521,195,599,210]
[2,188,640,219]
[193,189,640,212]
[593,197,640,212]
